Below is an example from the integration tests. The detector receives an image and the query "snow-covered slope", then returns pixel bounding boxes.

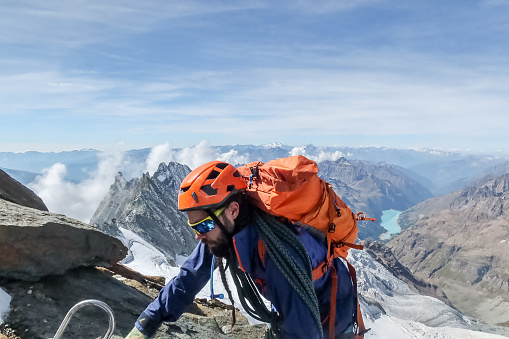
[350,249,508,338]
[0,287,11,325]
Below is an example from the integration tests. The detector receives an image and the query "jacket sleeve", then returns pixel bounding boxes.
[135,242,213,336]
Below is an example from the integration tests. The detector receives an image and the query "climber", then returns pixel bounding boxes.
[125,161,358,339]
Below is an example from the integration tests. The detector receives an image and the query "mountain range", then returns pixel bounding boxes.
[1,145,506,194]
[2,153,509,338]
[317,158,434,239]
[388,171,509,327]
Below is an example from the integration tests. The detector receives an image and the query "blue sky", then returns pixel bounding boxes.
[1,0,509,154]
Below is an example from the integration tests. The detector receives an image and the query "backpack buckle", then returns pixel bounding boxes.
[328,223,336,233]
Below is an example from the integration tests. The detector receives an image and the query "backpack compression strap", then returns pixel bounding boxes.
[346,261,370,338]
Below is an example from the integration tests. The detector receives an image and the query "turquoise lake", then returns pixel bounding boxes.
[380,209,402,239]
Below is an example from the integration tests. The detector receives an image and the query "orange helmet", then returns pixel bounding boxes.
[178,161,247,211]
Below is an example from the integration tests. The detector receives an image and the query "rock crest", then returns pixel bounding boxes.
[0,169,47,211]
[0,198,127,281]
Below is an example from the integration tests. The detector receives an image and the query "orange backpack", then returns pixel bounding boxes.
[237,155,373,338]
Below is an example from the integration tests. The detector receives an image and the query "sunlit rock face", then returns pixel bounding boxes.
[91,162,198,265]
[388,172,509,326]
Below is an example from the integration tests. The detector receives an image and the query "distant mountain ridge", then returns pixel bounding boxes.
[91,162,197,264]
[2,145,507,196]
[318,158,434,239]
[388,172,509,326]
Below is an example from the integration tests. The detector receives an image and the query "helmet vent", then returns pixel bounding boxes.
[227,184,235,192]
[233,170,241,177]
[215,162,228,170]
[191,191,199,203]
[207,170,220,180]
[201,184,218,196]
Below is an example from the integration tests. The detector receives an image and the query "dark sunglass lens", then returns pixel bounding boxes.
[194,219,216,234]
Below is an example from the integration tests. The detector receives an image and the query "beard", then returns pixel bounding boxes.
[206,231,233,257]
[206,217,235,257]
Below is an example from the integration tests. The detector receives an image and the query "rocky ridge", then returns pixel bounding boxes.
[90,162,198,264]
[318,158,434,239]
[388,172,509,326]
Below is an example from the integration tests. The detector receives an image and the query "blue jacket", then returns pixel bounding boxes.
[135,221,356,338]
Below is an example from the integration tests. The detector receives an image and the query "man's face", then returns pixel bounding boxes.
[187,207,234,257]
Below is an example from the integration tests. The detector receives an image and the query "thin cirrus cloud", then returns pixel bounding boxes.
[1,0,508,152]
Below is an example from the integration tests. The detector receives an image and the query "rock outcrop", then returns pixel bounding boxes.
[388,173,509,326]
[0,198,127,281]
[0,169,47,211]
[0,267,266,339]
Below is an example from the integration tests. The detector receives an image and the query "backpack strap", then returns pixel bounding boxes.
[312,258,370,338]
[328,265,338,338]
[256,229,370,338]
[345,260,370,338]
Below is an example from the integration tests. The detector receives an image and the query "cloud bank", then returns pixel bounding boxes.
[28,141,252,222]
[290,146,349,163]
[29,152,124,223]
[145,140,250,175]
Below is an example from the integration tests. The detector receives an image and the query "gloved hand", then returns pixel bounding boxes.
[125,327,147,338]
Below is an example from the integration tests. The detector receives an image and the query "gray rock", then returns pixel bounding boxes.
[0,199,127,281]
[0,267,266,339]
[0,169,47,211]
[91,162,198,264]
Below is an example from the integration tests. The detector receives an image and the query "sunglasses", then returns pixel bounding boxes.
[188,207,226,235]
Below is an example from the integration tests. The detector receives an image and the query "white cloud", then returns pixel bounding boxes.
[217,149,249,166]
[173,140,219,170]
[173,140,252,169]
[290,145,347,163]
[28,151,124,223]
[24,142,251,222]
[145,142,173,175]
[143,141,251,173]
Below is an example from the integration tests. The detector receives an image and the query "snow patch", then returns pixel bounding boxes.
[118,227,178,283]
[0,287,11,325]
